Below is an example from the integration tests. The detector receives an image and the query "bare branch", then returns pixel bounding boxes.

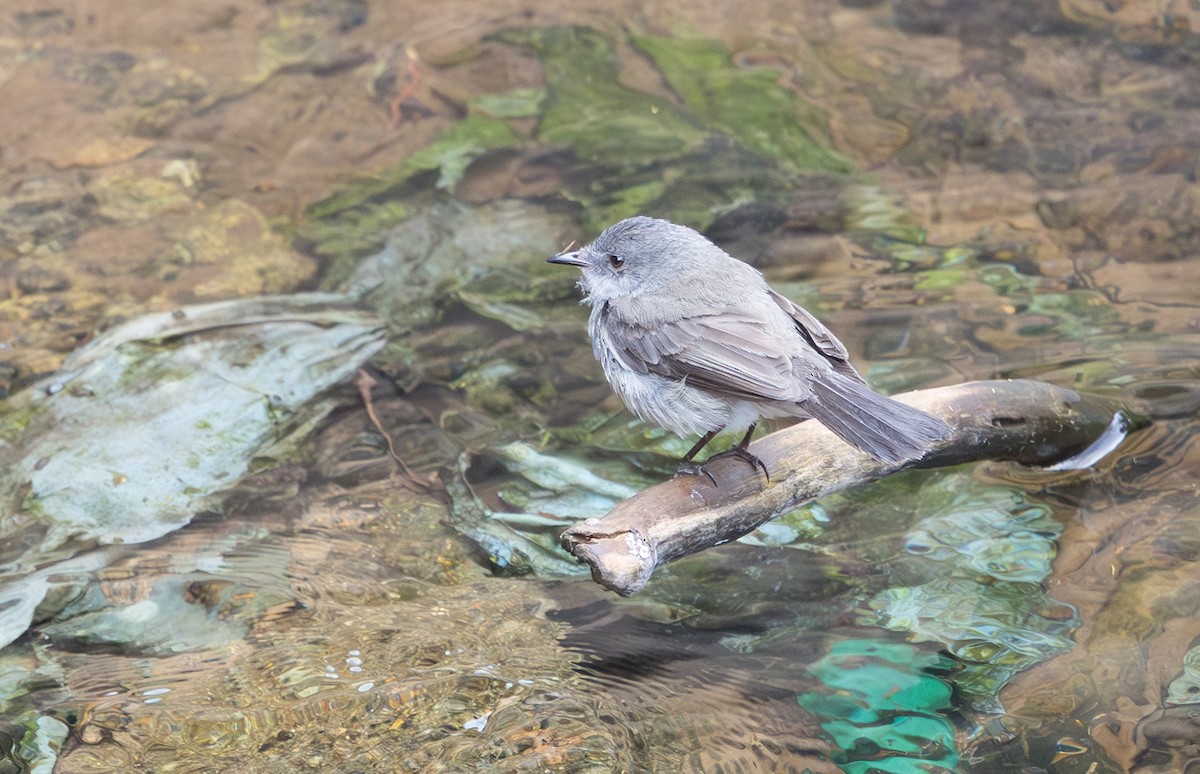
[560,380,1133,596]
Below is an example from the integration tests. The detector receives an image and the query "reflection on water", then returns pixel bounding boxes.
[1,0,1200,771]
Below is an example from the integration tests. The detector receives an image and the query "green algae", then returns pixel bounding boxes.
[633,35,853,174]
[491,27,706,166]
[307,115,518,221]
[470,87,546,119]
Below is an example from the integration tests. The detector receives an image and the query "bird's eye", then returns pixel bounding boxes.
[608,254,625,270]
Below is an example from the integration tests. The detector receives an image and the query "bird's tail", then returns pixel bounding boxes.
[807,372,950,464]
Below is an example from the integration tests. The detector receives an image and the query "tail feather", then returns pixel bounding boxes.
[807,373,950,463]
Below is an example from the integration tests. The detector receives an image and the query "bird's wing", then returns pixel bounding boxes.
[597,304,806,402]
[766,288,866,385]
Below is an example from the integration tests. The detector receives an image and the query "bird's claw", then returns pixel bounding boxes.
[673,461,719,487]
[707,446,770,482]
[673,446,770,485]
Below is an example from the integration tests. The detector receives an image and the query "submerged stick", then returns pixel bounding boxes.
[560,379,1133,596]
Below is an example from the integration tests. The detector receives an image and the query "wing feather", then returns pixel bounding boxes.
[598,305,803,402]
[596,290,867,401]
[766,288,866,384]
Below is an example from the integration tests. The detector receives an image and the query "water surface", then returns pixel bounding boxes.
[1,0,1199,771]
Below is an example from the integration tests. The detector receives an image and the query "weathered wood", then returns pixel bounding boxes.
[560,379,1132,596]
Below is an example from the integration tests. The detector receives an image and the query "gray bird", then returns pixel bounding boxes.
[547,216,950,480]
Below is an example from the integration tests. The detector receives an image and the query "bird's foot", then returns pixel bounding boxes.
[673,447,770,485]
[673,460,719,487]
[706,445,770,482]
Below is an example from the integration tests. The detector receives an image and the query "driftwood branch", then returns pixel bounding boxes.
[560,379,1133,596]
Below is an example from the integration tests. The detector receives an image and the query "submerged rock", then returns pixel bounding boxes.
[0,294,385,651]
[341,200,577,333]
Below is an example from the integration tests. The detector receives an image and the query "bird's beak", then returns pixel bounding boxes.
[547,250,588,267]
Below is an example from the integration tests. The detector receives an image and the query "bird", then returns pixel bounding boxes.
[547,216,950,481]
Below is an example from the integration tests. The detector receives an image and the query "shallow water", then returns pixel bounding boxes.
[2,0,1199,771]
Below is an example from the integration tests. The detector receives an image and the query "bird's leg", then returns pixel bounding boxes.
[705,423,770,481]
[683,429,720,462]
[674,428,721,485]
